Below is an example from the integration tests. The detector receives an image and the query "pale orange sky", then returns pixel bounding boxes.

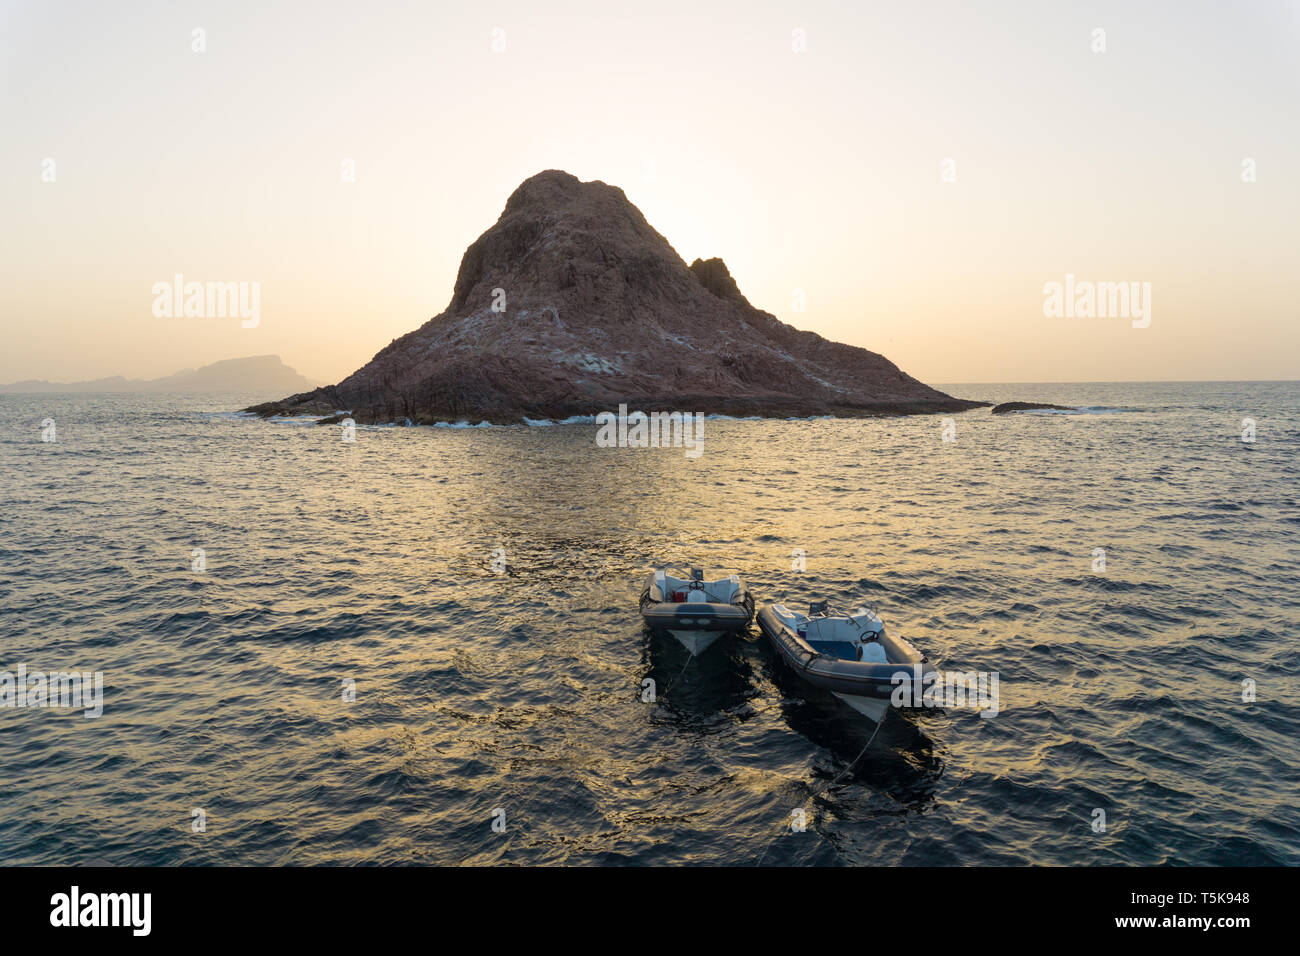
[2,0,1298,385]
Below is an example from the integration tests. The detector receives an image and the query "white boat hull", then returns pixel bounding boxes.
[833,692,890,723]
[668,629,725,655]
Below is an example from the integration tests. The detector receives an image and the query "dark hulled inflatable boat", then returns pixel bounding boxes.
[757,601,936,721]
[639,567,755,654]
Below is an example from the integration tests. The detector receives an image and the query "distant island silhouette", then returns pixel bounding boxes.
[248,170,986,424]
[2,355,318,395]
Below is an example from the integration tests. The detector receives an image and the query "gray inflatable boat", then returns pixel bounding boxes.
[757,600,936,721]
[639,567,755,654]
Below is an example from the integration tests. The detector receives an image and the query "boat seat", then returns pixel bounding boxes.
[804,617,859,643]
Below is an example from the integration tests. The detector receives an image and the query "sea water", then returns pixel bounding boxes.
[1,381,1296,864]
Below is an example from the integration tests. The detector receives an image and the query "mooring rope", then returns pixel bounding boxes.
[659,651,695,698]
[752,714,887,866]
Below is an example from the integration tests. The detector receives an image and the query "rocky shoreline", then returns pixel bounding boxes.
[251,390,984,426]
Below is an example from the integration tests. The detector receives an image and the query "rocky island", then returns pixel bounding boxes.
[247,171,985,424]
[990,402,1077,414]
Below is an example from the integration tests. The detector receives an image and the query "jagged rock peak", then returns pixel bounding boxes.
[689,257,746,304]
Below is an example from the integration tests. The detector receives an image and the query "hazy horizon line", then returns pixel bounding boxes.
[3,378,1296,395]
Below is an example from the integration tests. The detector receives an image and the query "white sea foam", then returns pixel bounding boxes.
[267,415,325,426]
[523,415,598,426]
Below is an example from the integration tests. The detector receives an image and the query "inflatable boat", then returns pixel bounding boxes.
[639,567,755,654]
[757,600,935,721]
